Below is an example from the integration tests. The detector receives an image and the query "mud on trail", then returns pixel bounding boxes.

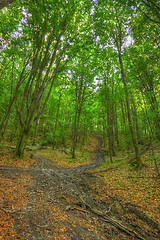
[0,139,159,239]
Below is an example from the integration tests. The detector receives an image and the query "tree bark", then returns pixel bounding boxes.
[14,102,37,158]
[132,60,160,140]
[52,91,62,149]
[104,75,115,163]
[0,57,30,136]
[118,52,142,167]
[72,76,86,158]
[131,94,144,145]
[114,102,119,148]
[113,15,142,168]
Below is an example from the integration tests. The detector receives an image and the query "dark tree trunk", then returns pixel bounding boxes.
[113,16,142,168]
[118,52,142,168]
[72,77,86,158]
[131,94,144,145]
[14,103,37,158]
[132,60,160,140]
[52,91,62,149]
[104,76,115,163]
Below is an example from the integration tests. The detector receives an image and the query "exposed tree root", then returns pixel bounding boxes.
[77,196,147,240]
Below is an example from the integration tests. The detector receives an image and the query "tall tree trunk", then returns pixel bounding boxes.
[72,105,78,158]
[0,57,30,136]
[114,103,119,148]
[118,52,142,167]
[110,79,116,156]
[104,77,114,163]
[120,99,127,135]
[132,60,160,140]
[102,111,107,148]
[53,92,62,149]
[131,94,144,145]
[113,16,142,167]
[14,103,37,158]
[72,79,86,158]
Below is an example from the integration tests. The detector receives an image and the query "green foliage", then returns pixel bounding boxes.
[0,0,159,158]
[100,157,126,168]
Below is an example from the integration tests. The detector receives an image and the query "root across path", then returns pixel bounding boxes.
[0,139,159,239]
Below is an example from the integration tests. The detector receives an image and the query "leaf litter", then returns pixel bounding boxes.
[0,139,159,239]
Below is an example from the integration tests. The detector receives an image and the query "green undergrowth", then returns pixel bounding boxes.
[145,154,160,163]
[36,146,93,167]
[35,136,97,167]
[100,140,160,171]
[100,157,127,167]
[65,151,91,163]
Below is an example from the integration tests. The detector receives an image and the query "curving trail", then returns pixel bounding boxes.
[0,138,159,239]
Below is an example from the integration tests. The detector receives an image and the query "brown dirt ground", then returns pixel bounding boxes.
[0,140,160,239]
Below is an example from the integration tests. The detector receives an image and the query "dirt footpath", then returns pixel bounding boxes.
[0,140,159,239]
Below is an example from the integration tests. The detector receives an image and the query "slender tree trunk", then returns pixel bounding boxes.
[114,103,119,148]
[33,118,40,145]
[72,105,78,158]
[0,58,30,136]
[0,93,20,137]
[132,60,160,140]
[120,100,127,134]
[110,80,116,156]
[113,16,142,167]
[72,80,86,158]
[131,94,144,145]
[141,94,160,177]
[102,111,107,148]
[104,77,114,163]
[118,52,142,167]
[53,92,62,149]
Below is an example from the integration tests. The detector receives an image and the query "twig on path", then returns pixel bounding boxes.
[32,222,51,230]
[1,207,27,215]
[127,176,158,179]
[66,205,89,214]
[33,223,48,228]
[78,196,146,240]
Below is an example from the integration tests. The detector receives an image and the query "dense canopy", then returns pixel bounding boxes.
[0,0,159,167]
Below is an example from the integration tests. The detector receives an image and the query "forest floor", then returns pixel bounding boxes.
[0,137,160,239]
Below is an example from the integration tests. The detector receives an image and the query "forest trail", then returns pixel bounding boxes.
[0,139,159,240]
